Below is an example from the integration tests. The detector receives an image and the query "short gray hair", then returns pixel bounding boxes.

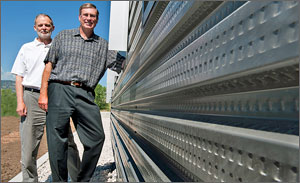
[34,13,54,26]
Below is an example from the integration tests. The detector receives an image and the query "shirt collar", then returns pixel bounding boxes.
[73,28,98,42]
[34,38,52,47]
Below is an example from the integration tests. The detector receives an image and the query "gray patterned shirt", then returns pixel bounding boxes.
[45,28,117,89]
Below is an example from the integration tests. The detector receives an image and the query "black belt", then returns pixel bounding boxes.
[24,87,40,93]
[49,80,93,91]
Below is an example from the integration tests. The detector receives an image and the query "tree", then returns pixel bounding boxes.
[1,89,18,116]
[94,84,110,111]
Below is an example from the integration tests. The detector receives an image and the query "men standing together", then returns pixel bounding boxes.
[11,13,80,182]
[12,3,123,182]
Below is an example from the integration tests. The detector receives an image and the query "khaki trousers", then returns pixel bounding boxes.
[20,90,80,182]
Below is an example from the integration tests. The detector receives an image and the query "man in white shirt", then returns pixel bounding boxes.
[11,13,80,182]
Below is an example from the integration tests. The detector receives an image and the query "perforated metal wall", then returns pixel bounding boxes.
[112,111,298,182]
[110,1,299,182]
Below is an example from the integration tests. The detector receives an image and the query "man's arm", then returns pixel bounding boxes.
[38,62,52,112]
[15,75,27,116]
[107,52,125,74]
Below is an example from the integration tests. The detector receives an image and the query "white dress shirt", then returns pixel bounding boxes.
[11,38,51,89]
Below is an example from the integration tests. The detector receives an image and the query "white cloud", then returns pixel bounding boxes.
[1,69,15,81]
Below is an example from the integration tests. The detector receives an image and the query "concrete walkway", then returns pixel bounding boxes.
[9,112,116,182]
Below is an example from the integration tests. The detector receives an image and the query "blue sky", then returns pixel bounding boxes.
[1,1,111,87]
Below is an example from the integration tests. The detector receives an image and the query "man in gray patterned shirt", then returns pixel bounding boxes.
[38,3,123,182]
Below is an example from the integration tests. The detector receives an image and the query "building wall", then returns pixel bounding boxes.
[110,1,299,182]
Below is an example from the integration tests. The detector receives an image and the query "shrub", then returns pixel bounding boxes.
[94,84,110,111]
[1,89,18,117]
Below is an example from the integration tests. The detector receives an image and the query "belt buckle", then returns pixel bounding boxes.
[70,81,82,87]
[70,81,76,87]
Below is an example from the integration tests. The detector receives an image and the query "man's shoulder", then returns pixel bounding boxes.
[58,28,78,35]
[53,29,78,42]
[20,39,36,49]
[93,34,108,45]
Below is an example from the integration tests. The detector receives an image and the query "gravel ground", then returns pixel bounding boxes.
[11,112,117,182]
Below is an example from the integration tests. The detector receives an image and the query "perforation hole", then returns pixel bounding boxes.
[291,167,297,173]
[274,161,280,168]
[248,153,253,159]
[289,22,296,28]
[273,29,279,35]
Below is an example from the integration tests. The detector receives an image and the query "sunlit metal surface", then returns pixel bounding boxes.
[111,1,299,182]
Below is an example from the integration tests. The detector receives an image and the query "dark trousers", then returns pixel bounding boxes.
[46,82,105,182]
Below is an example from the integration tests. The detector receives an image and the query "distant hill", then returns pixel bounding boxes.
[1,80,15,92]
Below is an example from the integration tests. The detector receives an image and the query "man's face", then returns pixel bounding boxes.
[34,16,54,40]
[79,8,98,30]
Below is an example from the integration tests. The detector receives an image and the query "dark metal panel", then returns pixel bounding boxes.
[111,115,171,182]
[111,120,139,182]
